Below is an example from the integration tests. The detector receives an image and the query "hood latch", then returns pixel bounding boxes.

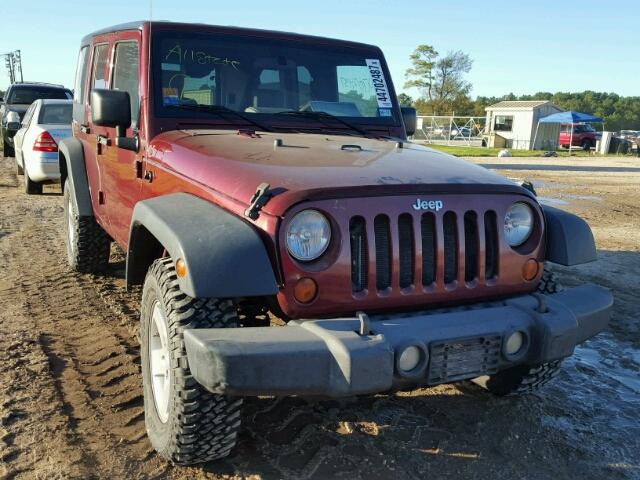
[244,183,273,220]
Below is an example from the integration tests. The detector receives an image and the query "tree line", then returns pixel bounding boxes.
[401,45,640,132]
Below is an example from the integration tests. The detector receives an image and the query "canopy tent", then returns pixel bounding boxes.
[533,111,604,151]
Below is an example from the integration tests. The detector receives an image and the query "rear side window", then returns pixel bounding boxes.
[89,44,110,102]
[39,103,73,125]
[73,46,89,103]
[112,41,140,126]
[7,87,69,105]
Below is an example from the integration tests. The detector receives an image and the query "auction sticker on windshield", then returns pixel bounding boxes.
[366,59,393,109]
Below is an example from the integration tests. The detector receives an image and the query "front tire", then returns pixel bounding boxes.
[474,269,563,396]
[581,139,592,151]
[63,179,110,272]
[2,141,15,158]
[141,258,243,465]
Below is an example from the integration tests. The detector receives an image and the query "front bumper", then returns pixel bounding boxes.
[184,284,612,397]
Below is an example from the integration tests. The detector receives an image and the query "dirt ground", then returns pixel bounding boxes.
[0,153,638,480]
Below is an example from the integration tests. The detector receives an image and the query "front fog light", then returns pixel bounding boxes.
[398,346,421,372]
[505,331,525,356]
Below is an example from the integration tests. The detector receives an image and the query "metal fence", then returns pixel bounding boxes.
[414,115,486,146]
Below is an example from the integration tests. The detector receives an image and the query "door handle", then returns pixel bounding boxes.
[97,134,111,146]
[80,124,90,134]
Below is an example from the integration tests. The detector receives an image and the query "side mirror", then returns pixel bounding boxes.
[91,89,131,132]
[91,89,138,152]
[7,121,20,131]
[401,107,417,138]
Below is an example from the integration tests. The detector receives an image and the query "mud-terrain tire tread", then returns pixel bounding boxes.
[479,268,564,396]
[536,269,563,294]
[141,257,243,465]
[63,179,110,273]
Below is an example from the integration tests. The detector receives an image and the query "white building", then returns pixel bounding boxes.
[485,100,563,150]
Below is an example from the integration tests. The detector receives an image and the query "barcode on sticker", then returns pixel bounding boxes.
[366,59,393,109]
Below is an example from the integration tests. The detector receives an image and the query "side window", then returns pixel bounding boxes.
[89,44,109,103]
[73,46,89,104]
[112,41,140,127]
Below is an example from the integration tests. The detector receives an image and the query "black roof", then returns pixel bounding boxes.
[80,20,378,50]
[8,82,68,90]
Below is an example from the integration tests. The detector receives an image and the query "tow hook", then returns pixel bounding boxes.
[244,183,272,220]
[357,311,371,336]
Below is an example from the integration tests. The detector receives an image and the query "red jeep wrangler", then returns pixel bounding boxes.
[60,21,612,465]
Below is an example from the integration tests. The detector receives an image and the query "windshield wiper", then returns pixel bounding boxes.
[165,103,273,133]
[275,110,370,137]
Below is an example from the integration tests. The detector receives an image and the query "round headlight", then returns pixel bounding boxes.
[286,210,331,261]
[504,203,534,247]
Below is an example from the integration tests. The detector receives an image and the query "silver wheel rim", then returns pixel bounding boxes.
[149,301,171,423]
[66,197,75,248]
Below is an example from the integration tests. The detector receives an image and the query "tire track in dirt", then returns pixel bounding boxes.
[0,157,166,478]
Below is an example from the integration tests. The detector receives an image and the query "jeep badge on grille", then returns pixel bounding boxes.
[412,199,444,211]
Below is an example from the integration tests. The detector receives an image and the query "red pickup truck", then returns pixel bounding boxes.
[559,123,600,150]
[59,21,611,465]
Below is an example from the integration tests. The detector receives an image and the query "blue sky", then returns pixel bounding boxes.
[1,0,637,98]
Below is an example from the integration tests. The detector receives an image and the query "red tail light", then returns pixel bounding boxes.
[33,131,58,152]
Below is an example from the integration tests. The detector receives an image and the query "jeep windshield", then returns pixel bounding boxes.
[152,30,401,133]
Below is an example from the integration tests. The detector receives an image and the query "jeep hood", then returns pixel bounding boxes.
[150,130,526,216]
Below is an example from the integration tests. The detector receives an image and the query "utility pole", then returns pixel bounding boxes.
[14,50,23,83]
[1,50,23,84]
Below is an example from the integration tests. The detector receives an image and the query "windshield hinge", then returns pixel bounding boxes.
[244,182,273,220]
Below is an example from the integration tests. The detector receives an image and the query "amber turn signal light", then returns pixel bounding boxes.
[294,277,318,304]
[175,258,187,278]
[522,259,539,281]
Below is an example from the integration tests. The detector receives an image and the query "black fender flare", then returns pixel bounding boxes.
[542,205,597,266]
[127,193,279,298]
[58,137,93,216]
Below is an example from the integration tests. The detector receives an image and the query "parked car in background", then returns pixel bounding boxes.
[450,126,473,138]
[13,99,72,194]
[559,123,600,150]
[617,130,640,141]
[0,82,72,157]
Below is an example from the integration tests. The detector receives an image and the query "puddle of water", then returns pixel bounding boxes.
[537,194,602,206]
[538,196,569,206]
[564,194,603,202]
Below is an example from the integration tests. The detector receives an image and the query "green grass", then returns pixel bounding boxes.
[423,144,596,157]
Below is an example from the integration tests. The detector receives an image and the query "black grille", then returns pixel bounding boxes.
[398,214,414,289]
[349,208,500,293]
[427,335,502,385]
[464,211,479,282]
[443,212,458,284]
[374,215,391,290]
[350,216,368,292]
[484,211,499,280]
[421,213,436,286]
